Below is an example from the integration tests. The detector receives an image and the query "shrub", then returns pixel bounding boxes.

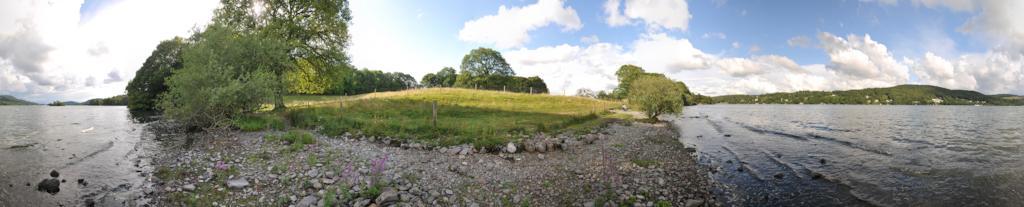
[628,76,683,120]
[158,25,288,128]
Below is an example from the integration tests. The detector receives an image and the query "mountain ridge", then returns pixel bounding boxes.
[712,84,1024,106]
[0,95,38,105]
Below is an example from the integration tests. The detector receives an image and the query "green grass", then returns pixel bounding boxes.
[264,130,316,152]
[232,114,285,131]
[285,88,623,148]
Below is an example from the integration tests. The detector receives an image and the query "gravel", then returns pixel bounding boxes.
[148,122,714,206]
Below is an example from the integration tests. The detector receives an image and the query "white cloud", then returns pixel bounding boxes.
[505,42,630,95]
[731,41,741,49]
[818,32,910,84]
[458,0,582,49]
[580,35,600,44]
[632,33,713,73]
[909,0,975,12]
[910,52,1024,94]
[787,35,813,48]
[0,0,218,102]
[702,32,727,39]
[603,0,692,31]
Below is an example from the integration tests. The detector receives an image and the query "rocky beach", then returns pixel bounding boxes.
[147,121,714,206]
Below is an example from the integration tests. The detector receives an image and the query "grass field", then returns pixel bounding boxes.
[242,88,626,148]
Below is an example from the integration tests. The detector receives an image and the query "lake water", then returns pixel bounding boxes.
[0,106,157,206]
[673,105,1024,206]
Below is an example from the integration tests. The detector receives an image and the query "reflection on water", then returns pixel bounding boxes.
[673,105,1024,206]
[0,106,159,206]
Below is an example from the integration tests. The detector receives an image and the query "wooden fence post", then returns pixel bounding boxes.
[431,101,438,128]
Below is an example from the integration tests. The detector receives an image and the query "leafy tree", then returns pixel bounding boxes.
[460,48,514,76]
[327,68,417,95]
[285,58,335,94]
[612,64,646,98]
[85,95,128,105]
[158,25,287,128]
[212,0,354,110]
[422,67,457,87]
[629,76,683,120]
[126,37,186,111]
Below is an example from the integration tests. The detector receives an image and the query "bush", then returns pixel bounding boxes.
[158,25,288,128]
[628,76,683,120]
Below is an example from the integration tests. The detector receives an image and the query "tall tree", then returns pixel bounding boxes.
[126,37,187,111]
[212,0,354,111]
[159,25,286,128]
[612,64,646,99]
[460,48,514,76]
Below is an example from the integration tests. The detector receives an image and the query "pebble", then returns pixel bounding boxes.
[296,195,318,207]
[226,178,250,189]
[182,184,196,191]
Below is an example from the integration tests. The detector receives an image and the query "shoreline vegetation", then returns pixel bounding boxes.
[147,88,715,206]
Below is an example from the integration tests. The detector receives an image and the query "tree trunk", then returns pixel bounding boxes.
[273,71,286,112]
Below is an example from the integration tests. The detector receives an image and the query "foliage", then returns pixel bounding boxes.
[157,25,286,128]
[212,0,354,110]
[47,101,66,106]
[286,88,621,148]
[233,114,286,131]
[712,84,1024,105]
[421,67,457,88]
[285,58,336,94]
[126,37,187,111]
[454,74,548,94]
[328,68,417,95]
[0,95,37,105]
[612,65,646,98]
[85,95,128,106]
[460,47,514,76]
[628,76,684,120]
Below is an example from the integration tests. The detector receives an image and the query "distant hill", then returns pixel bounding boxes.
[712,85,1024,106]
[0,95,37,105]
[84,94,128,106]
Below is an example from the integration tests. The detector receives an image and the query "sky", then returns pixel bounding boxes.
[2,0,1024,103]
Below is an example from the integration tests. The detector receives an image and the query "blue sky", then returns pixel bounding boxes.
[2,0,1023,102]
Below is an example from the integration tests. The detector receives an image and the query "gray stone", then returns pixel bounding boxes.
[376,188,400,206]
[684,199,704,207]
[226,178,250,189]
[296,195,318,207]
[182,184,196,191]
[353,198,371,207]
[313,182,323,189]
[307,168,320,178]
[583,201,595,207]
[322,178,335,184]
[443,189,454,195]
[505,142,517,153]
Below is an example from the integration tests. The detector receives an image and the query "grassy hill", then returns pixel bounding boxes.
[0,95,37,105]
[239,88,627,147]
[713,85,1024,106]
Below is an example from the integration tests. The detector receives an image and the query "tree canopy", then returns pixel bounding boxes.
[158,25,285,128]
[628,75,684,120]
[422,67,457,88]
[126,37,186,111]
[460,47,514,77]
[211,0,354,110]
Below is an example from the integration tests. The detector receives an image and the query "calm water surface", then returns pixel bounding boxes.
[0,106,158,206]
[673,105,1024,206]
